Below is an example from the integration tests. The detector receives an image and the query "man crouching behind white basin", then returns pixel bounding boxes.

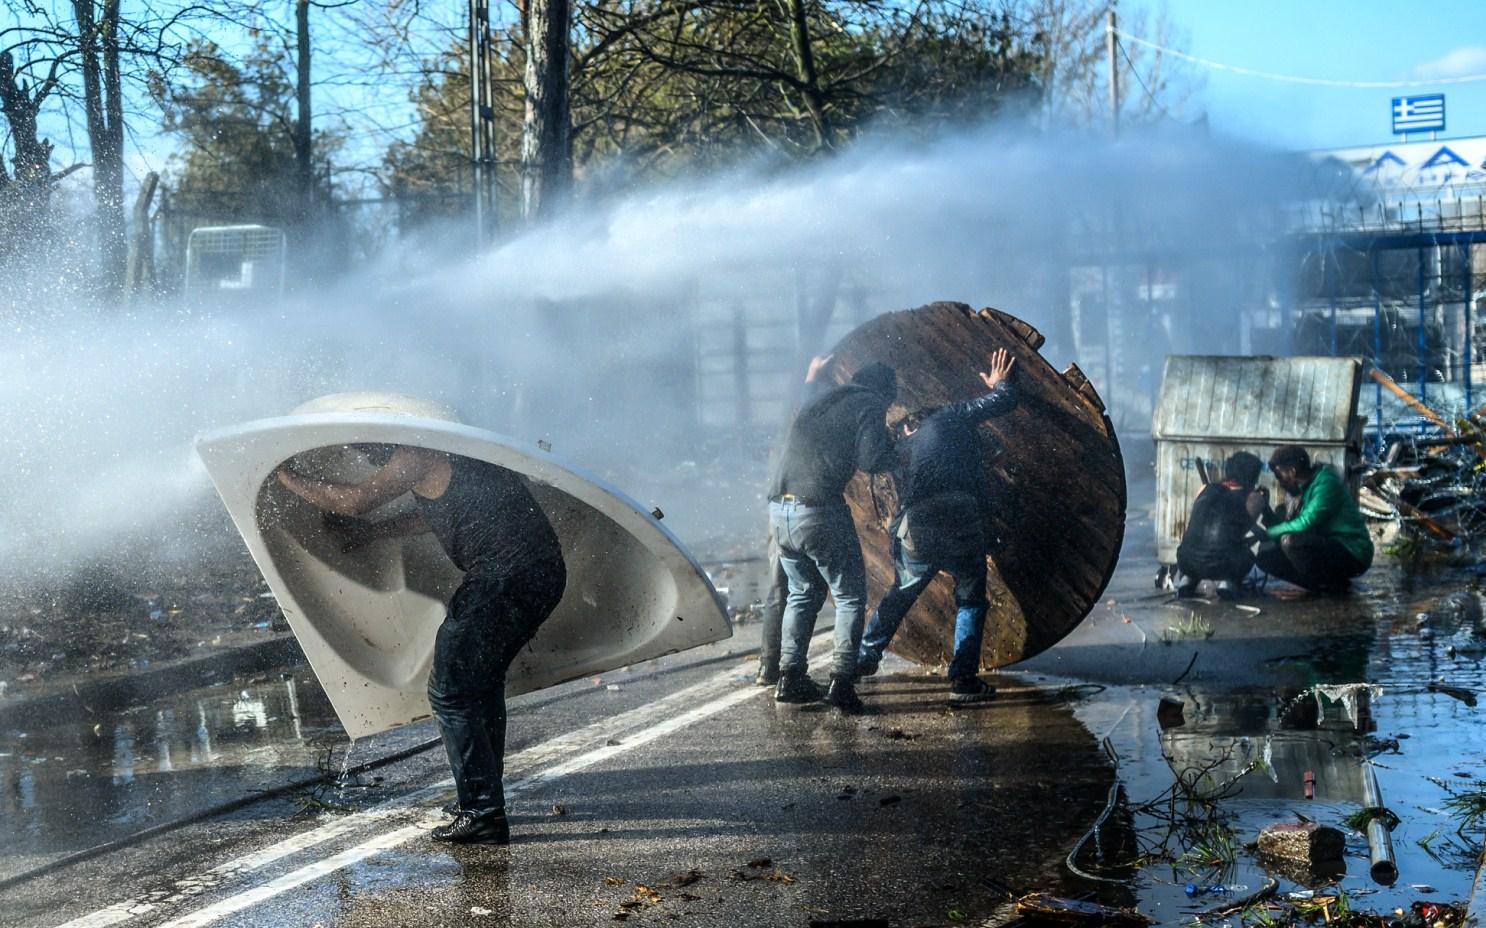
[277,443,564,846]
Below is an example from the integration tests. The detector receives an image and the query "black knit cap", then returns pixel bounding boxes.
[850,361,897,400]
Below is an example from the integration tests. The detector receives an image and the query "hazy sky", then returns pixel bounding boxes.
[1127,0,1486,150]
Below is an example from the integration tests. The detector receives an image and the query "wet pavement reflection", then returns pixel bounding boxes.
[7,512,1486,925]
[1035,522,1486,925]
[0,668,345,876]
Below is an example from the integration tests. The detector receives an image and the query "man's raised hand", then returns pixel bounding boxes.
[979,348,1015,390]
[805,353,834,383]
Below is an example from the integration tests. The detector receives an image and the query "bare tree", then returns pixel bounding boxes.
[1,0,242,297]
[1011,0,1197,129]
[74,0,127,290]
[0,49,68,266]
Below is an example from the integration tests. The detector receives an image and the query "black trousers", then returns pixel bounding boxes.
[1255,533,1366,593]
[758,532,787,675]
[1177,546,1254,586]
[426,559,565,815]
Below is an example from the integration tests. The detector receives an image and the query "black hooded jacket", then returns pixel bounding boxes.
[768,382,896,503]
[896,381,1017,514]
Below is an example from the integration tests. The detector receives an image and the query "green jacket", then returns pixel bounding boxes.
[1267,464,1373,567]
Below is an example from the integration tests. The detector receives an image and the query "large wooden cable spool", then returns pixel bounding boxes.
[829,302,1126,670]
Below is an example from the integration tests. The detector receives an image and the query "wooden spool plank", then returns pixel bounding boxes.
[828,302,1126,670]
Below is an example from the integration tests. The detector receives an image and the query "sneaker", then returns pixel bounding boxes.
[853,658,880,681]
[825,675,864,714]
[431,810,510,845]
[1175,581,1199,599]
[755,664,780,687]
[948,676,997,703]
[774,671,823,703]
[1215,580,1239,601]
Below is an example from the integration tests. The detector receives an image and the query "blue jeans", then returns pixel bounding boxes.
[427,560,565,815]
[859,536,988,680]
[769,500,866,677]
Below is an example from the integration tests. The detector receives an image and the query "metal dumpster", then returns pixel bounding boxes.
[1152,355,1365,571]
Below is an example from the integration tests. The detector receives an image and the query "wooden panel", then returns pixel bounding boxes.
[829,302,1126,669]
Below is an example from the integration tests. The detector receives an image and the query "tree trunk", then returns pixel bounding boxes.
[793,264,842,381]
[0,51,57,265]
[124,171,158,303]
[783,0,831,150]
[295,0,314,218]
[75,0,126,295]
[521,0,572,221]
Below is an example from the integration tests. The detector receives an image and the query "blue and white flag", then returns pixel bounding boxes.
[1393,94,1445,134]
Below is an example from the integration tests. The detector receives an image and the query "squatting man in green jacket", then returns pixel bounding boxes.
[1254,445,1374,594]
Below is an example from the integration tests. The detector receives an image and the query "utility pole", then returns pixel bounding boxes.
[1106,6,1119,138]
[468,0,498,246]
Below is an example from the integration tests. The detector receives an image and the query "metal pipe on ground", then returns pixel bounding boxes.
[1360,761,1399,885]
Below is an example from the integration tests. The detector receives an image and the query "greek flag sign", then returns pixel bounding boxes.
[1393,94,1445,135]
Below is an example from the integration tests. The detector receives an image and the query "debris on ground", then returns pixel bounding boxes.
[868,725,918,740]
[1012,892,1153,925]
[1256,822,1346,868]
[0,555,277,692]
[1357,385,1486,551]
[730,860,795,883]
[1426,681,1477,707]
[613,883,665,918]
[1233,895,1467,927]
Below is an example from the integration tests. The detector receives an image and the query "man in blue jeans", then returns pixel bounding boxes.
[857,348,1017,702]
[757,354,837,687]
[768,361,898,713]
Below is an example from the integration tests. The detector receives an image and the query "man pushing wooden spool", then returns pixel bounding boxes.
[780,302,1126,695]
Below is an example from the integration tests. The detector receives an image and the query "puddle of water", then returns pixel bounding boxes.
[1062,568,1486,925]
[0,668,345,871]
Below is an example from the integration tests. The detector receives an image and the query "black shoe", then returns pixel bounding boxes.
[948,676,996,703]
[1215,581,1239,601]
[853,658,879,681]
[441,798,459,816]
[774,671,823,703]
[755,664,780,687]
[1175,582,1199,599]
[825,675,865,714]
[431,810,510,845]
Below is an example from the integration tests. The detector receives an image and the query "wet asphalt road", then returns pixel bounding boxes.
[3,616,1114,928]
[11,495,1486,926]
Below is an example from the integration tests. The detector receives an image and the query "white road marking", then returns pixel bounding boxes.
[55,642,823,928]
[153,685,765,928]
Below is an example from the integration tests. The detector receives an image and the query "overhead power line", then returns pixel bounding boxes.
[1116,30,1486,88]
[1115,36,1171,118]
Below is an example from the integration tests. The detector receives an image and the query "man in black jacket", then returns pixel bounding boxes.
[1175,451,1265,599]
[855,348,1017,702]
[757,354,835,688]
[768,361,898,713]
[277,447,564,845]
